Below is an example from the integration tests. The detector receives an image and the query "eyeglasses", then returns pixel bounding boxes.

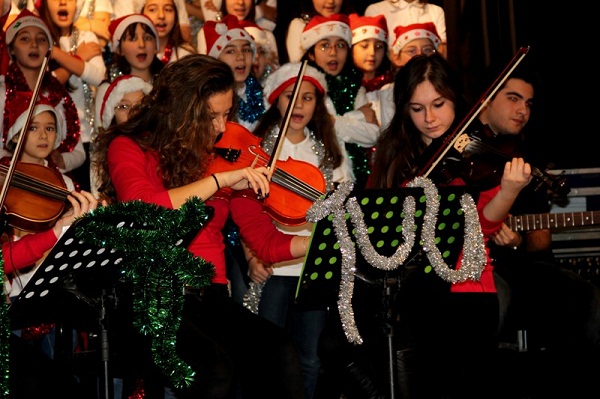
[401,46,436,57]
[317,42,349,52]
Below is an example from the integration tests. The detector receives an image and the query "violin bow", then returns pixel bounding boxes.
[266,60,308,173]
[0,50,51,211]
[419,46,530,179]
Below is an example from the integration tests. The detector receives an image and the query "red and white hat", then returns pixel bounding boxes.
[109,14,159,52]
[263,62,328,106]
[95,75,152,129]
[301,14,352,52]
[349,13,388,45]
[197,14,256,59]
[391,22,441,55]
[239,20,271,53]
[7,92,64,150]
[5,9,53,50]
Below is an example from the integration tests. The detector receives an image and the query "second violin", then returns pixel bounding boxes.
[208,121,326,226]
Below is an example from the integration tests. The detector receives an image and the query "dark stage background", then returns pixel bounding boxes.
[346,1,594,170]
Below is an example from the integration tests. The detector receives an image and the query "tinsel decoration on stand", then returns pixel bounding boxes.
[303,177,486,344]
[73,197,215,390]
[242,178,487,344]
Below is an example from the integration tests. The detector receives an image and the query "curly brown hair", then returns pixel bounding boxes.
[93,54,236,199]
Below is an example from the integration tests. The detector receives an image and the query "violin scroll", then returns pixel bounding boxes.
[531,167,570,198]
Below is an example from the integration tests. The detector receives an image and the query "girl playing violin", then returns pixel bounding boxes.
[2,93,101,298]
[1,9,83,182]
[321,53,533,398]
[1,93,102,397]
[248,61,352,398]
[93,54,308,398]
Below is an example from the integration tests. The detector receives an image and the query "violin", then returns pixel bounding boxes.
[0,162,71,233]
[417,46,569,197]
[207,121,327,226]
[0,51,72,234]
[424,119,570,196]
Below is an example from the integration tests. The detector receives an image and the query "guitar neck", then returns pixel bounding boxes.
[506,211,600,232]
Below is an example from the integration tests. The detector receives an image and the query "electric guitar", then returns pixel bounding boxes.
[506,210,600,232]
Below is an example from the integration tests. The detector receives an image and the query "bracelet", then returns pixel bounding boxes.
[246,255,256,264]
[211,173,220,190]
[71,54,83,61]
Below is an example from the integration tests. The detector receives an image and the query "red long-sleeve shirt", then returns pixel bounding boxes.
[107,135,295,284]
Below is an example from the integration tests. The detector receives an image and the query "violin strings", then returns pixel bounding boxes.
[271,168,323,201]
[2,169,71,201]
[249,152,324,201]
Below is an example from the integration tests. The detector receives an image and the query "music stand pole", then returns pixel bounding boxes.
[98,288,113,399]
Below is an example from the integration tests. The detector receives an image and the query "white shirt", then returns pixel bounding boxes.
[365,0,447,49]
[57,30,106,171]
[270,126,352,277]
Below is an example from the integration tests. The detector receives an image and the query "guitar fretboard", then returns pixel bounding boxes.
[506,211,599,232]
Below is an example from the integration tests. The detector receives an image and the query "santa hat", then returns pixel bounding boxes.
[197,14,256,59]
[35,0,85,23]
[301,14,352,52]
[391,22,441,55]
[109,14,159,52]
[263,62,327,105]
[349,13,388,45]
[5,9,53,50]
[95,75,152,130]
[239,20,271,53]
[7,92,63,150]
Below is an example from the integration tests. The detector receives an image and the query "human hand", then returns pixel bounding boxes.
[223,166,271,198]
[491,222,522,248]
[500,158,532,196]
[358,102,378,126]
[257,3,277,21]
[75,41,102,61]
[204,0,218,12]
[247,255,273,284]
[53,191,106,237]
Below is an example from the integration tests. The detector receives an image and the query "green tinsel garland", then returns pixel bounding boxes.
[74,197,215,390]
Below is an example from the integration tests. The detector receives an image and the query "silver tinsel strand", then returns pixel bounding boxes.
[243,177,485,344]
[242,281,265,314]
[407,177,486,283]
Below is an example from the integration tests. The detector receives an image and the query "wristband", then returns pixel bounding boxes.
[211,174,220,190]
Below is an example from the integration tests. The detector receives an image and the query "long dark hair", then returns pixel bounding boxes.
[370,53,469,189]
[113,23,165,79]
[94,54,236,198]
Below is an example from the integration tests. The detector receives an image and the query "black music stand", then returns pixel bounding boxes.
[296,182,481,399]
[8,198,214,399]
[296,185,475,307]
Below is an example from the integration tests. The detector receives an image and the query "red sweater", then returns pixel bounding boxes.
[2,229,58,274]
[107,136,295,284]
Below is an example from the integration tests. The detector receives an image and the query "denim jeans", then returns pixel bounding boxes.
[258,276,328,399]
